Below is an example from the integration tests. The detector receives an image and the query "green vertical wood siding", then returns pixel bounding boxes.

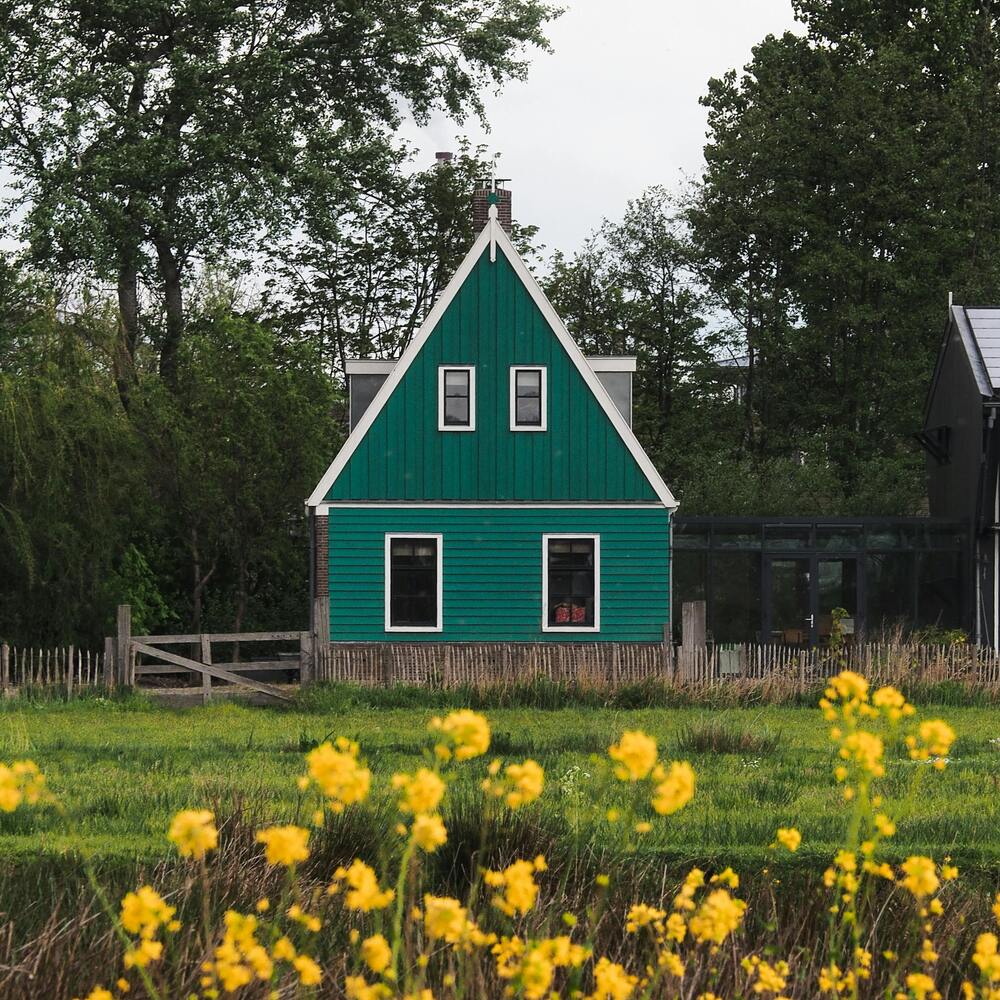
[326,244,658,502]
[328,507,670,642]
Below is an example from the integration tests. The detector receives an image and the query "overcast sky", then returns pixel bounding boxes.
[403,0,801,256]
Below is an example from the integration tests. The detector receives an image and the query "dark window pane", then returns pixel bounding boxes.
[713,523,761,548]
[865,552,914,634]
[444,396,469,425]
[547,537,595,627]
[816,525,863,551]
[763,525,811,549]
[918,550,962,629]
[673,523,709,550]
[516,397,541,424]
[390,537,438,627]
[516,370,541,393]
[711,552,761,643]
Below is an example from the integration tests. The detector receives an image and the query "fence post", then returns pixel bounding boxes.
[103,636,115,690]
[312,596,330,684]
[381,644,395,688]
[116,605,132,688]
[661,623,673,682]
[680,601,706,683]
[299,631,313,686]
[200,635,212,702]
[1,643,8,692]
[66,644,74,698]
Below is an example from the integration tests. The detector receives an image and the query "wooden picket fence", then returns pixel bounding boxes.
[0,643,109,692]
[4,636,1000,696]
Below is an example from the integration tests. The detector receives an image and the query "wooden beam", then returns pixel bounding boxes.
[116,605,132,688]
[133,631,305,645]
[131,642,293,702]
[135,660,297,675]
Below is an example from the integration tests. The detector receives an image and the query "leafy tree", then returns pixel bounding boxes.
[0,0,558,394]
[545,188,726,498]
[688,0,1000,512]
[267,142,540,374]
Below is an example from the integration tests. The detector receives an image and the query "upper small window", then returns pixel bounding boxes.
[438,366,475,431]
[510,366,547,431]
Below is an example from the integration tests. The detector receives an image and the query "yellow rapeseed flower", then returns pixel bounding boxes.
[973,932,1000,982]
[329,859,395,911]
[411,813,448,852]
[608,730,658,781]
[423,895,469,942]
[905,972,937,1000]
[167,809,218,859]
[293,954,323,986]
[688,889,747,944]
[305,738,371,812]
[392,768,445,815]
[776,827,801,852]
[430,710,490,762]
[74,988,113,1000]
[483,758,545,808]
[344,974,392,999]
[900,856,940,899]
[0,760,47,812]
[591,955,638,999]
[255,825,310,866]
[120,885,176,938]
[483,857,545,916]
[651,761,696,815]
[361,934,391,974]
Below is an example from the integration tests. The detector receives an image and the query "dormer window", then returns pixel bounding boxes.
[510,366,547,431]
[438,366,475,431]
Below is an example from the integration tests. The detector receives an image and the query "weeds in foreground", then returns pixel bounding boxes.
[4,674,1000,999]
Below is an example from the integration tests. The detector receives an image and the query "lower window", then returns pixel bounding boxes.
[543,534,600,631]
[385,534,442,631]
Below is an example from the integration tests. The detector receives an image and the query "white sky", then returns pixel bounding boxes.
[403,0,801,255]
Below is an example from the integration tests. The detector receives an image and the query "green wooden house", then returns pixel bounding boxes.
[306,204,677,643]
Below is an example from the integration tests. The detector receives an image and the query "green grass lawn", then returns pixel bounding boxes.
[2,687,1000,866]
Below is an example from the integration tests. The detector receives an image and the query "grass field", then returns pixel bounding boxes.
[3,684,1000,866]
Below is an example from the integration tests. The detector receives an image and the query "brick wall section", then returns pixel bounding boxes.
[314,514,329,600]
[472,187,512,233]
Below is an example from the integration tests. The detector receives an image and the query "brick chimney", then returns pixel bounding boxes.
[472,180,512,234]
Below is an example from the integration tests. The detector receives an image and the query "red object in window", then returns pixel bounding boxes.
[571,605,586,624]
[554,605,570,624]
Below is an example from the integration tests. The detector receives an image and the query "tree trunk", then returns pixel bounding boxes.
[155,237,185,387]
[115,251,139,412]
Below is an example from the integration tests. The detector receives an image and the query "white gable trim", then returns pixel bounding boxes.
[306,219,678,509]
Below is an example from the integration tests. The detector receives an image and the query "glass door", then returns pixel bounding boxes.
[816,557,860,644]
[765,557,814,646]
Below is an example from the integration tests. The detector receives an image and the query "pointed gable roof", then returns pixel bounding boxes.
[307,214,677,509]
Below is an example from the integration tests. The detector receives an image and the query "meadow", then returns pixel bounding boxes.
[2,683,1000,864]
[2,679,1000,998]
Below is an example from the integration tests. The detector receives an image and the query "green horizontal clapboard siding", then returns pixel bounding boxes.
[325,243,657,502]
[327,506,670,642]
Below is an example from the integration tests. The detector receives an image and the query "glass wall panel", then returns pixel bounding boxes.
[865,552,915,635]
[711,552,761,643]
[713,523,761,548]
[763,525,812,549]
[816,525,863,551]
[917,551,962,629]
[673,522,709,549]
[673,551,707,605]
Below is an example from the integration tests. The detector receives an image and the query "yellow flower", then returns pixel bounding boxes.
[689,889,747,944]
[776,828,801,852]
[392,768,445,815]
[828,670,869,702]
[361,933,391,974]
[0,760,46,812]
[484,858,545,916]
[423,895,469,942]
[272,936,296,961]
[905,972,936,1000]
[839,730,885,778]
[651,761,696,815]
[900,856,940,899]
[874,813,896,837]
[872,685,909,720]
[411,814,448,852]
[120,886,176,937]
[608,730,658,781]
[167,809,218,859]
[305,738,371,811]
[74,988,113,1000]
[625,903,666,932]
[592,955,638,999]
[430,710,491,761]
[329,859,395,911]
[974,933,1000,982]
[484,758,545,808]
[256,825,309,866]
[293,954,323,986]
[123,938,163,969]
[345,975,392,1000]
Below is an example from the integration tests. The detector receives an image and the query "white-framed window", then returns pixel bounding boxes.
[438,366,475,431]
[541,533,600,632]
[384,533,443,632]
[510,366,547,431]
